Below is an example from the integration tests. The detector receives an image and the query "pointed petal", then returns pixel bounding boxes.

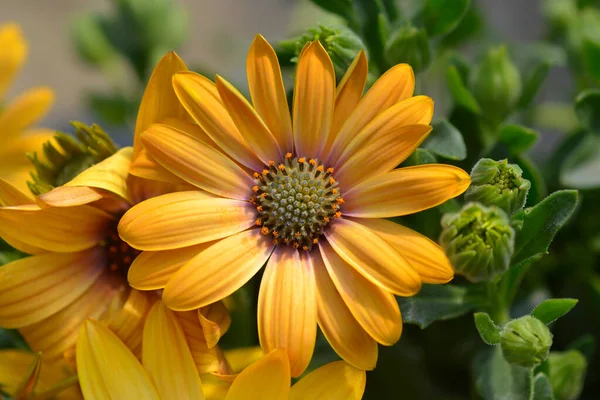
[293,41,335,158]
[290,361,366,400]
[356,218,454,284]
[0,87,54,141]
[199,301,232,349]
[164,229,274,311]
[119,191,256,251]
[0,24,27,98]
[37,186,103,208]
[76,319,160,400]
[0,204,112,252]
[344,165,471,218]
[328,64,415,164]
[216,75,282,163]
[224,349,290,400]
[143,302,205,400]
[172,71,263,170]
[247,34,293,152]
[128,243,212,290]
[313,252,377,370]
[176,311,221,374]
[325,218,421,296]
[0,248,105,328]
[134,51,189,156]
[0,177,34,206]
[141,124,254,199]
[320,241,402,345]
[258,247,317,377]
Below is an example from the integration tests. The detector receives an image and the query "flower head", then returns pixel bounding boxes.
[119,35,470,376]
[500,315,553,367]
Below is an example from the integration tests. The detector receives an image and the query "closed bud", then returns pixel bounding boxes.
[384,24,431,73]
[500,316,552,367]
[465,158,531,215]
[440,203,515,282]
[71,14,116,66]
[471,46,522,125]
[548,350,587,400]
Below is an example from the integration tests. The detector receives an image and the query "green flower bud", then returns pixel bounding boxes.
[548,350,587,400]
[384,24,431,73]
[500,316,552,367]
[71,14,116,67]
[471,46,522,125]
[440,203,515,282]
[279,25,366,79]
[465,158,531,215]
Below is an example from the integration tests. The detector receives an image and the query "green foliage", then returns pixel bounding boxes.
[421,120,467,160]
[474,312,501,345]
[531,299,579,324]
[384,23,431,73]
[420,0,471,37]
[446,65,481,114]
[500,316,552,367]
[474,346,533,400]
[547,350,587,400]
[498,124,540,155]
[533,373,555,400]
[575,89,600,133]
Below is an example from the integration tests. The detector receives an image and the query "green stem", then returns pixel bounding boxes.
[486,282,510,324]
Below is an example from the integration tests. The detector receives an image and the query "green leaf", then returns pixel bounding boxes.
[401,148,437,167]
[397,284,485,329]
[474,346,533,400]
[353,0,388,72]
[308,0,359,28]
[498,124,539,154]
[446,65,481,114]
[517,62,550,109]
[560,134,600,189]
[87,92,137,126]
[474,312,501,345]
[512,190,579,266]
[575,89,600,133]
[440,5,483,48]
[531,299,578,324]
[514,154,546,206]
[532,373,555,400]
[421,0,471,37]
[421,120,467,160]
[583,37,600,82]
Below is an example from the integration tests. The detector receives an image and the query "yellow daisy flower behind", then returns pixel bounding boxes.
[76,317,365,400]
[0,23,55,193]
[119,35,471,377]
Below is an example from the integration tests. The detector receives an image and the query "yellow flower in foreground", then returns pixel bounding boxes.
[77,317,365,400]
[0,23,55,192]
[120,35,471,376]
[0,54,231,372]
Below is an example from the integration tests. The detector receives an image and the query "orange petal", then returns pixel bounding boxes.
[356,218,454,284]
[119,191,256,251]
[292,41,335,159]
[343,164,471,218]
[0,24,27,98]
[172,71,263,170]
[176,311,221,374]
[163,229,274,311]
[198,301,232,349]
[313,252,377,370]
[289,361,366,400]
[0,87,54,141]
[143,302,204,400]
[320,241,402,345]
[247,34,293,153]
[141,124,254,199]
[216,75,282,164]
[325,218,421,296]
[257,247,317,377]
[0,177,34,206]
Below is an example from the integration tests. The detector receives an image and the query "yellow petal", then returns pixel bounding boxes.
[0,87,54,141]
[224,349,290,400]
[344,164,471,218]
[335,124,432,191]
[289,361,366,400]
[0,204,112,252]
[247,34,293,153]
[76,319,160,400]
[164,229,274,311]
[257,247,317,377]
[176,311,221,374]
[141,124,254,199]
[328,63,415,164]
[133,51,189,156]
[199,301,232,349]
[313,253,377,370]
[0,229,46,255]
[323,50,368,160]
[356,218,454,284]
[325,218,421,296]
[128,243,212,290]
[172,71,263,170]
[320,240,402,345]
[0,24,27,98]
[0,248,104,328]
[143,302,204,400]
[0,177,34,206]
[119,191,256,251]
[37,187,103,208]
[293,41,335,158]
[216,75,282,164]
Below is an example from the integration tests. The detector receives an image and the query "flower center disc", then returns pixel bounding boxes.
[104,220,141,277]
[252,154,343,251]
